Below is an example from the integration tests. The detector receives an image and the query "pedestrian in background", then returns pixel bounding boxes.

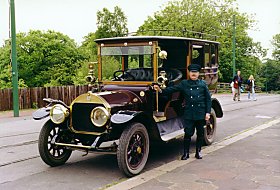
[232,70,243,101]
[153,64,211,160]
[247,75,257,101]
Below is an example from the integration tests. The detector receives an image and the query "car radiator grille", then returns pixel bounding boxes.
[71,103,107,133]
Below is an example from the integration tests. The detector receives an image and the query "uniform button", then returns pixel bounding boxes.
[197,87,199,89]
[192,105,194,107]
[198,104,200,106]
[198,96,199,98]
[190,88,192,90]
[191,96,193,98]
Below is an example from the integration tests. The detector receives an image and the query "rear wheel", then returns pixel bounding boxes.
[117,122,149,177]
[38,120,72,166]
[204,108,217,145]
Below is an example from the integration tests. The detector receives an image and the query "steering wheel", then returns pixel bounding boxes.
[159,68,182,85]
[113,70,136,81]
[169,68,183,83]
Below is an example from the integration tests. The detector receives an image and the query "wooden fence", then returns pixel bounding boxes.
[216,82,262,93]
[0,85,90,111]
[0,83,262,111]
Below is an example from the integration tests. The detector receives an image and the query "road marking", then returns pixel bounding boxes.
[105,117,280,190]
[255,115,272,119]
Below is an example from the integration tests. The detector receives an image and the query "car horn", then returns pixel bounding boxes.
[157,71,168,89]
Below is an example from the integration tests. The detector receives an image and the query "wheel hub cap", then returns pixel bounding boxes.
[137,146,142,154]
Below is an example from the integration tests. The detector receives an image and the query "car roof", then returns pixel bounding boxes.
[94,36,220,45]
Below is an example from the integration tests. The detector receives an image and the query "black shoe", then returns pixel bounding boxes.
[181,153,189,160]
[181,135,191,160]
[195,137,203,159]
[195,151,202,159]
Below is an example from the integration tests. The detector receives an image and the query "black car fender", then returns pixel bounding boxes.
[33,107,51,120]
[110,110,161,141]
[211,98,223,118]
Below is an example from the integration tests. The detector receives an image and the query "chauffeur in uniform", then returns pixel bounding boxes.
[154,64,211,160]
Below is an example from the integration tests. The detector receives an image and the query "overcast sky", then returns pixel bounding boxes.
[0,0,279,58]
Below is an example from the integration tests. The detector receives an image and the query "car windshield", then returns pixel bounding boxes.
[100,45,154,81]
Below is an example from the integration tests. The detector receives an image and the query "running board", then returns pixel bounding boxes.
[160,128,185,142]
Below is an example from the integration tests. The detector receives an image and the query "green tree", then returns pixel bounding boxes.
[271,34,280,61]
[137,0,265,83]
[96,6,128,38]
[79,32,98,60]
[73,32,98,85]
[259,33,280,92]
[75,6,129,84]
[0,30,86,87]
[0,41,28,89]
[259,59,280,91]
[0,44,12,89]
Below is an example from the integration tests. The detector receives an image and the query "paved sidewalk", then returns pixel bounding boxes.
[0,109,34,119]
[108,119,280,190]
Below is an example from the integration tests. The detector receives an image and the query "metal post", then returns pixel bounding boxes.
[265,65,268,93]
[232,14,236,78]
[10,0,19,117]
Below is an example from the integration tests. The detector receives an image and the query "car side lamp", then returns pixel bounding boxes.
[86,62,97,85]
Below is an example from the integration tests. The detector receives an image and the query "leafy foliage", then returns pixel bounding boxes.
[271,34,280,61]
[0,45,12,89]
[258,33,280,92]
[1,2,276,91]
[0,30,87,88]
[259,59,280,91]
[0,6,129,89]
[96,6,128,38]
[137,0,266,83]
[79,32,98,61]
[74,7,129,83]
[72,32,98,85]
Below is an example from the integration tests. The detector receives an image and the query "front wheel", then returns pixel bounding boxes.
[204,108,217,145]
[117,122,149,177]
[38,120,72,167]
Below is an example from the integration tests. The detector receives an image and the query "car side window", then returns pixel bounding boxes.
[191,44,204,68]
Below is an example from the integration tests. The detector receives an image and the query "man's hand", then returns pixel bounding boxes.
[153,84,161,91]
[205,113,210,121]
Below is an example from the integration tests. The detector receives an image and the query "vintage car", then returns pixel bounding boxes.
[33,36,223,177]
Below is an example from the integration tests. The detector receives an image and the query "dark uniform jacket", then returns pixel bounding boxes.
[161,79,211,120]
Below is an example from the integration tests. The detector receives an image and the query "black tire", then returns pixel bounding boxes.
[38,120,72,167]
[204,108,217,145]
[117,122,149,177]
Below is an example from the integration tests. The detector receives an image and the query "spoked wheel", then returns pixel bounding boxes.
[204,108,217,145]
[117,122,149,177]
[38,120,72,167]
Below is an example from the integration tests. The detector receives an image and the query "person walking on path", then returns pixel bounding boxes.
[232,70,243,101]
[247,75,257,101]
[153,64,211,160]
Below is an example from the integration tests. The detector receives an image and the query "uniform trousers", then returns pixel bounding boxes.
[183,119,205,145]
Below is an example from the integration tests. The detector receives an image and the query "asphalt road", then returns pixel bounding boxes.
[0,93,279,190]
